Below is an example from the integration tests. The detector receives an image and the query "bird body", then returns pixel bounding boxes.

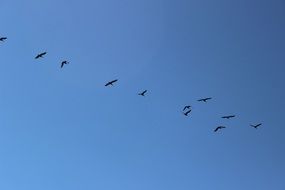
[251,123,262,129]
[61,60,69,68]
[221,115,235,119]
[105,79,118,86]
[0,37,7,41]
[214,126,226,132]
[138,90,147,96]
[35,52,47,59]
[198,97,212,102]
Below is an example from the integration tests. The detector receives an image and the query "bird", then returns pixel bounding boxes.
[221,115,235,119]
[214,126,226,132]
[35,52,47,59]
[61,60,69,68]
[138,90,147,96]
[183,109,192,116]
[183,105,191,111]
[105,79,118,87]
[197,97,212,102]
[0,37,7,41]
[250,123,262,129]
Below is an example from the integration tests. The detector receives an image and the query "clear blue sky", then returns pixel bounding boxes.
[0,0,284,189]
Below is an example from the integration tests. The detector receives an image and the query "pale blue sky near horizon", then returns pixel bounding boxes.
[0,0,285,189]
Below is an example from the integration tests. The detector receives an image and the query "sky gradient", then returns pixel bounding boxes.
[0,0,285,189]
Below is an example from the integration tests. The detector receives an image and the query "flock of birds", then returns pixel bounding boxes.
[180,97,262,132]
[0,36,262,133]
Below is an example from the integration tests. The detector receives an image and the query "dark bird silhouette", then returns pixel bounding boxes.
[183,109,192,116]
[35,52,47,59]
[221,115,235,119]
[0,37,7,41]
[138,90,147,96]
[183,105,191,111]
[250,123,262,129]
[214,126,226,132]
[61,60,69,68]
[105,79,118,87]
[197,97,212,102]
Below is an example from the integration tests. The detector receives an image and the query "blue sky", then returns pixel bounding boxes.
[0,0,285,189]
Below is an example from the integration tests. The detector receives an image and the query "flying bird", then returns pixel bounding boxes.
[35,52,47,59]
[0,37,7,41]
[183,105,191,111]
[138,90,147,96]
[197,97,212,102]
[214,126,226,132]
[105,79,118,87]
[250,123,262,129]
[61,60,69,68]
[221,115,235,119]
[183,109,192,116]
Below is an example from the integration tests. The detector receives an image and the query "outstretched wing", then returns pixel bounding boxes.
[256,123,262,127]
[214,126,225,132]
[40,52,47,56]
[105,79,117,86]
[251,123,261,128]
[186,110,191,115]
[111,79,118,84]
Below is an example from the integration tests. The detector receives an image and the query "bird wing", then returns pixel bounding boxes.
[251,123,261,128]
[222,115,234,119]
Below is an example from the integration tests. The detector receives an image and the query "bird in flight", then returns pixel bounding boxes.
[214,126,226,132]
[197,97,212,102]
[183,105,191,111]
[61,60,69,68]
[250,123,262,129]
[0,37,7,42]
[221,115,235,119]
[105,79,118,87]
[138,90,147,96]
[35,52,47,59]
[183,109,192,116]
